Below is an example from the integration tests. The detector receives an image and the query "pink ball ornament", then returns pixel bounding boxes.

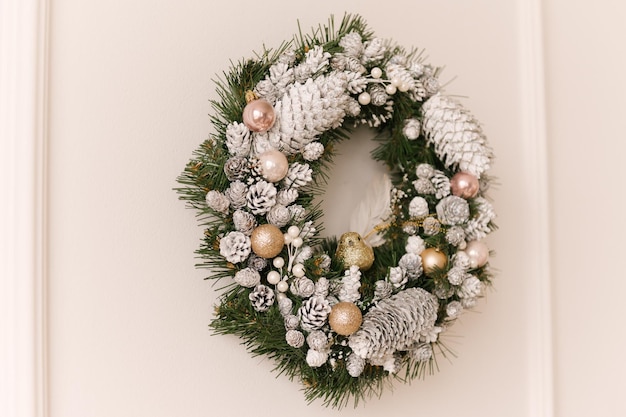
[450,172,480,199]
[258,149,289,182]
[242,99,276,132]
[465,240,489,268]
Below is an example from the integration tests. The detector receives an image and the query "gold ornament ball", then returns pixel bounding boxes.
[420,247,448,275]
[335,232,375,271]
[328,302,363,336]
[250,224,284,258]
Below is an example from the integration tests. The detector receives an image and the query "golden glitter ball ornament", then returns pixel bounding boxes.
[420,247,448,275]
[335,232,374,271]
[328,302,363,336]
[250,224,284,258]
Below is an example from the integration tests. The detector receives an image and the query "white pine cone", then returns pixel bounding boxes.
[294,246,313,264]
[339,266,362,303]
[225,181,248,209]
[268,62,295,96]
[421,94,493,178]
[457,275,483,299]
[436,196,470,226]
[385,63,417,93]
[398,253,423,279]
[285,329,305,348]
[276,188,298,206]
[413,178,435,195]
[254,79,278,104]
[219,231,251,264]
[205,190,230,214]
[338,31,363,58]
[369,84,389,106]
[446,300,463,319]
[331,54,365,74]
[419,326,443,344]
[306,349,328,368]
[361,37,386,64]
[464,197,496,241]
[415,163,435,179]
[247,255,267,271]
[408,342,433,362]
[266,204,290,227]
[422,217,441,236]
[445,225,466,246]
[284,163,312,189]
[232,209,257,235]
[288,204,306,222]
[346,353,366,377]
[344,71,368,94]
[405,235,426,255]
[314,277,330,297]
[447,266,468,286]
[452,251,472,270]
[408,196,429,218]
[306,330,329,351]
[234,267,261,288]
[348,288,438,360]
[431,170,451,199]
[246,180,277,215]
[278,297,293,316]
[291,277,315,298]
[422,76,440,96]
[302,142,325,161]
[249,284,275,312]
[223,156,249,181]
[388,266,407,289]
[298,296,331,331]
[294,46,331,82]
[225,122,252,157]
[373,280,393,300]
[284,314,300,330]
[403,118,421,140]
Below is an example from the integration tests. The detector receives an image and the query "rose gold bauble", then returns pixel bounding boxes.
[420,247,448,275]
[465,240,489,268]
[328,302,363,336]
[450,172,480,199]
[250,224,284,258]
[258,149,289,182]
[242,99,276,132]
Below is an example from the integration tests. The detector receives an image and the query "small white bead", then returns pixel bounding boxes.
[391,77,402,87]
[284,234,292,244]
[276,292,286,301]
[272,257,285,268]
[267,271,281,285]
[292,237,303,248]
[385,84,397,95]
[287,225,300,237]
[358,92,371,105]
[277,281,289,292]
[370,67,382,79]
[398,82,410,92]
[292,263,305,278]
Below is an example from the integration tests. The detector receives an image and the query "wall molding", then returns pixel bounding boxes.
[0,0,49,416]
[517,0,555,416]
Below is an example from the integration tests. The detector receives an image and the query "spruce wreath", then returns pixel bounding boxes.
[176,14,497,408]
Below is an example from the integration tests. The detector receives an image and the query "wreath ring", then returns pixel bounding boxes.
[177,14,496,408]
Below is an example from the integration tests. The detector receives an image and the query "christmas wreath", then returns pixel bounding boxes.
[177,14,496,408]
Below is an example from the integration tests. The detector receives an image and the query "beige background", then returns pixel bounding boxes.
[29,0,626,416]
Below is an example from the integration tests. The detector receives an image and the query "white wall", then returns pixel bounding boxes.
[4,0,622,416]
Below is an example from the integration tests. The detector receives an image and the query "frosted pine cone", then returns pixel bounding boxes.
[422,217,441,236]
[302,142,324,161]
[225,122,251,157]
[306,330,329,351]
[278,297,293,316]
[408,342,433,362]
[458,275,483,299]
[403,118,421,140]
[276,188,298,206]
[339,265,362,302]
[298,296,331,331]
[446,300,463,319]
[447,266,468,286]
[288,204,306,222]
[306,349,329,368]
[205,190,230,215]
[246,180,277,215]
[290,277,316,298]
[225,181,248,209]
[224,156,249,181]
[249,284,275,312]
[405,236,426,255]
[388,266,407,289]
[294,46,331,82]
[413,178,435,195]
[436,196,470,225]
[247,255,267,271]
[373,280,393,300]
[339,31,363,58]
[346,353,366,377]
[284,314,300,330]
[421,94,493,178]
[266,204,291,227]
[294,246,313,264]
[415,163,435,179]
[464,197,496,240]
[285,329,305,348]
[369,84,389,106]
[431,170,451,199]
[314,277,330,297]
[232,209,256,235]
[445,226,466,246]
[361,37,386,64]
[283,162,312,189]
[219,231,251,264]
[398,253,423,279]
[348,288,439,360]
[408,196,429,218]
[234,267,261,288]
